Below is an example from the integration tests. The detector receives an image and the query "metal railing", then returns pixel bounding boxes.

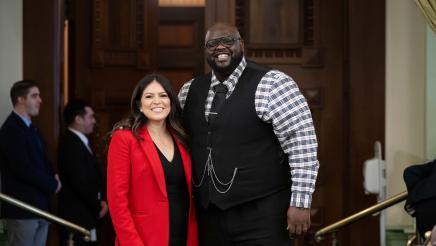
[314,191,408,243]
[406,230,434,246]
[0,192,91,244]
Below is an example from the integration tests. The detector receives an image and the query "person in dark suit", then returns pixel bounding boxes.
[404,159,436,238]
[57,100,108,245]
[0,80,62,246]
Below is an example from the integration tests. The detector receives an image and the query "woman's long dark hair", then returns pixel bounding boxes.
[110,73,187,146]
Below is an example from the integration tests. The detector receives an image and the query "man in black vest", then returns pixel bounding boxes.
[0,80,62,246]
[57,100,107,245]
[179,23,320,245]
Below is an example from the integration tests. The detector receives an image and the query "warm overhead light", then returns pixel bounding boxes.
[159,0,205,7]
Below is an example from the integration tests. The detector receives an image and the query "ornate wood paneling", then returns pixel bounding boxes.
[159,24,195,47]
[69,1,161,242]
[235,0,322,67]
[158,7,205,90]
[201,2,338,245]
[248,0,300,44]
[205,0,235,29]
[23,2,64,246]
[19,0,387,243]
[23,0,63,166]
[68,3,204,176]
[91,0,158,69]
[204,0,383,245]
[344,0,386,244]
[160,70,196,92]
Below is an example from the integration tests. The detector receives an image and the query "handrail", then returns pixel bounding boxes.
[406,234,417,246]
[0,192,91,241]
[315,191,408,242]
[407,230,434,246]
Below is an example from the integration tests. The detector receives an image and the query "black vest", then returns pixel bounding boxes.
[183,61,290,209]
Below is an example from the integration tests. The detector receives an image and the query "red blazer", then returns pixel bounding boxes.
[107,127,198,246]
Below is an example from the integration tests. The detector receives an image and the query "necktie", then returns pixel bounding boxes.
[86,141,94,154]
[208,83,228,125]
[29,123,43,153]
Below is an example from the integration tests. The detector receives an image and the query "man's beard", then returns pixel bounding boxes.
[207,52,243,76]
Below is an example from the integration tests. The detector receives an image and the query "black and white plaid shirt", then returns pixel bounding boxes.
[178,57,319,208]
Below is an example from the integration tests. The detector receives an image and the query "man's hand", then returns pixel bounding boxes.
[54,174,62,194]
[286,206,311,238]
[99,201,108,218]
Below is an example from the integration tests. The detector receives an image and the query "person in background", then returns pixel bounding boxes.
[404,159,436,238]
[178,22,319,245]
[107,74,198,246]
[57,99,107,245]
[0,79,61,246]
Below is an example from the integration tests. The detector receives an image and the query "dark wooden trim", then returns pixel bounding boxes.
[23,0,64,245]
[343,0,386,245]
[23,0,63,168]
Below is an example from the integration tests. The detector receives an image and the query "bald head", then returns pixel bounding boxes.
[204,22,244,80]
[205,23,241,42]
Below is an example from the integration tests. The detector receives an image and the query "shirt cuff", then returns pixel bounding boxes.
[290,192,312,208]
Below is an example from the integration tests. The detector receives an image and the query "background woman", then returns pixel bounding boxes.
[107,74,198,246]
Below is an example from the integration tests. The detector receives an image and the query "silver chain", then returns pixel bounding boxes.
[192,147,238,194]
[192,148,210,188]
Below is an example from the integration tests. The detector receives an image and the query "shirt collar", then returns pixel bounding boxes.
[210,56,247,91]
[68,127,89,147]
[13,110,31,127]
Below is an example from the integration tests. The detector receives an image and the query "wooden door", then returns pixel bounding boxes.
[67,0,160,244]
[231,0,348,244]
[68,1,204,150]
[158,7,205,91]
[64,0,385,245]
[66,1,205,244]
[205,0,385,245]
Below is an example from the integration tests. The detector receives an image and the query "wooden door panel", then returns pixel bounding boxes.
[205,0,385,245]
[91,0,158,70]
[158,7,205,91]
[159,70,196,92]
[71,3,204,156]
[231,1,345,245]
[67,0,385,245]
[69,1,161,244]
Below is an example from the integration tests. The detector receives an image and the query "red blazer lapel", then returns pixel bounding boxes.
[138,127,167,198]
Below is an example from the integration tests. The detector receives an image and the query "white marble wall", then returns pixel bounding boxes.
[385,0,427,229]
[0,0,22,124]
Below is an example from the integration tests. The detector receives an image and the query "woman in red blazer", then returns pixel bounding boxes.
[107,74,198,246]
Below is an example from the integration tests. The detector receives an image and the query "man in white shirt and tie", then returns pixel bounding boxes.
[57,99,108,245]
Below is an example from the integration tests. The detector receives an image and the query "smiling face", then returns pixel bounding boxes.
[205,23,244,77]
[139,80,171,125]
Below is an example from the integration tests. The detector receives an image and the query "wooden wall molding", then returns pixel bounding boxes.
[205,0,235,29]
[23,0,63,164]
[235,0,322,66]
[91,0,157,69]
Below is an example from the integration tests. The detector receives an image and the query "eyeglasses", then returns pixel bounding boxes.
[205,36,241,50]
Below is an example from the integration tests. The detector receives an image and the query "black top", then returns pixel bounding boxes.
[155,142,189,246]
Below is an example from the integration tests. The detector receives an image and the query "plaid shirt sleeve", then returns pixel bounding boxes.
[178,79,193,110]
[255,70,319,208]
